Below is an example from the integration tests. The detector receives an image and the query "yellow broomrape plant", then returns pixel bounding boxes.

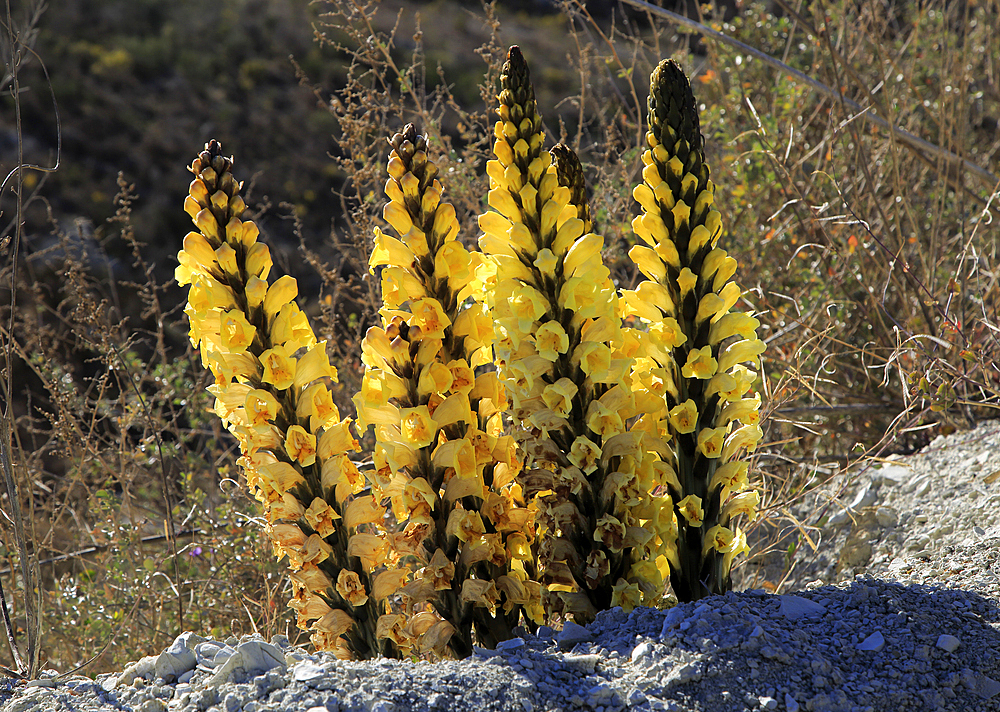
[177,49,764,658]
[176,141,393,660]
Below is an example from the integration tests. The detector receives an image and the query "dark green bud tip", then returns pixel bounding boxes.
[550,143,592,231]
[649,59,703,161]
[501,45,536,114]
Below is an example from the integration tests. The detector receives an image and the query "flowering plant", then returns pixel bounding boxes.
[175,48,763,659]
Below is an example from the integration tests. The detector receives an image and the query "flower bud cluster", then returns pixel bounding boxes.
[620,60,766,601]
[476,47,674,620]
[354,125,540,658]
[175,141,389,659]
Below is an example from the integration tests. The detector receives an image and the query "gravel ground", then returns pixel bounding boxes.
[2,421,999,712]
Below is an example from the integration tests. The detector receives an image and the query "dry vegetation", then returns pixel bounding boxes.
[0,0,997,675]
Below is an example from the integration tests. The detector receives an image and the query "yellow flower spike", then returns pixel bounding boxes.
[668,399,698,434]
[285,425,317,467]
[681,345,718,379]
[696,427,726,459]
[677,494,705,527]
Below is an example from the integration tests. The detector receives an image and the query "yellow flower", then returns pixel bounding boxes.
[381,266,425,308]
[720,393,762,426]
[649,318,687,350]
[260,344,297,390]
[586,400,624,437]
[431,438,478,479]
[721,490,760,522]
[410,297,451,340]
[295,342,337,389]
[369,227,415,273]
[285,425,317,466]
[446,359,475,396]
[681,346,718,379]
[220,309,256,352]
[246,242,272,280]
[446,508,486,542]
[336,570,369,607]
[568,435,601,474]
[722,423,763,460]
[510,284,549,333]
[318,420,360,460]
[435,241,472,282]
[304,498,338,538]
[417,361,454,396]
[677,494,704,527]
[710,461,750,495]
[245,388,280,426]
[668,399,698,434]
[574,341,612,382]
[542,378,578,417]
[718,338,766,373]
[298,383,340,432]
[610,579,642,613]
[697,427,726,458]
[676,267,698,296]
[703,524,736,556]
[263,275,298,321]
[534,321,569,361]
[371,569,409,601]
[533,248,558,276]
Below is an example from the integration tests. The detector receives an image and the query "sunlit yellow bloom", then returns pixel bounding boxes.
[722,526,749,572]
[258,460,306,496]
[586,401,624,437]
[682,346,718,380]
[435,241,472,282]
[369,227,415,273]
[264,275,298,321]
[371,569,409,602]
[295,342,336,389]
[216,242,238,275]
[244,388,280,426]
[697,427,726,458]
[709,312,760,345]
[717,338,766,373]
[381,266,425,308]
[677,494,704,527]
[409,297,451,340]
[568,436,601,474]
[220,309,256,352]
[510,284,549,332]
[347,532,390,572]
[336,570,369,607]
[710,461,750,495]
[721,490,760,522]
[574,341,612,382]
[418,361,453,396]
[318,420,360,460]
[703,525,736,556]
[344,495,385,529]
[447,508,486,542]
[668,399,698,434]
[285,425,317,466]
[610,579,642,613]
[432,438,477,479]
[246,242,271,280]
[675,267,697,297]
[446,360,475,396]
[182,231,218,272]
[298,383,340,432]
[720,393,761,426]
[533,321,569,361]
[532,248,557,277]
[321,454,367,503]
[260,344,297,390]
[246,276,267,309]
[303,497,338,538]
[722,423,763,460]
[542,378,577,417]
